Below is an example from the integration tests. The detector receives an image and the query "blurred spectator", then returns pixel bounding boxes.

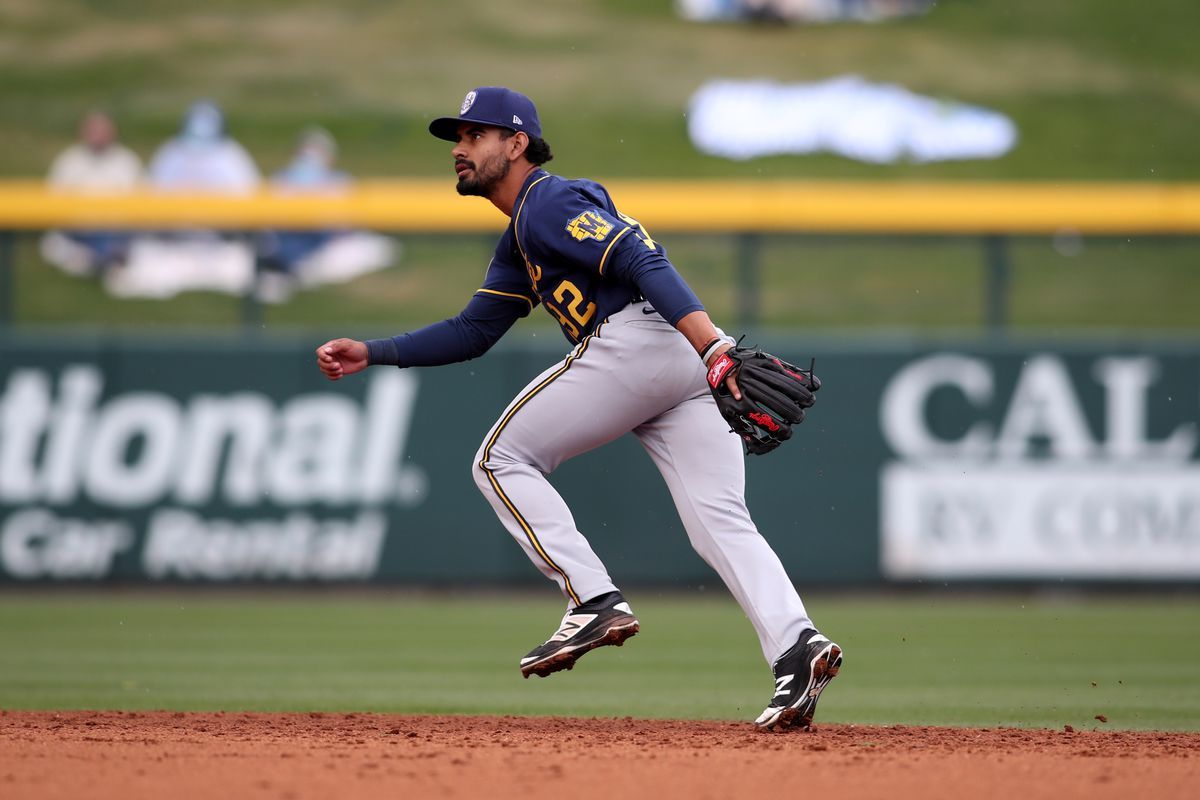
[40,110,143,277]
[255,126,398,303]
[48,110,143,192]
[274,126,350,191]
[146,100,260,193]
[107,100,261,299]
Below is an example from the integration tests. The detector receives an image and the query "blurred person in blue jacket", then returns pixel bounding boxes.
[40,110,143,277]
[147,100,260,193]
[108,101,261,299]
[262,126,347,275]
[256,126,397,303]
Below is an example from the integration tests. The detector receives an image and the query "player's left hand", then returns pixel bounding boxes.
[705,344,821,455]
[315,338,368,381]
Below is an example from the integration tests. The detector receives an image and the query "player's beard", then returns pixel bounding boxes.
[456,152,510,197]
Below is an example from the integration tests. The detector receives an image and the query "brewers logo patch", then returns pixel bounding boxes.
[565,210,614,242]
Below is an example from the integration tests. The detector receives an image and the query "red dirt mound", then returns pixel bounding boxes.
[1,711,1196,799]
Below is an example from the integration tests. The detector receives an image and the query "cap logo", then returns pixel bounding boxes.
[460,91,477,115]
[512,115,523,126]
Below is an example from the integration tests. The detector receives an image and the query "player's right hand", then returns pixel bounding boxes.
[315,338,368,381]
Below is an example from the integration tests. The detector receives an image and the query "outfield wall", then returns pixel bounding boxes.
[3,180,1200,232]
[1,334,1197,586]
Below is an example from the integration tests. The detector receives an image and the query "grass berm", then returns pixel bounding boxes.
[3,0,1198,330]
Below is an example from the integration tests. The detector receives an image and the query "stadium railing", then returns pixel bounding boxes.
[1,180,1198,329]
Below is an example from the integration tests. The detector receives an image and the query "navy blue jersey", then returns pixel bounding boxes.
[482,170,693,343]
[365,169,703,367]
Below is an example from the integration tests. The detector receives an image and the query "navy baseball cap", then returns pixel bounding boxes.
[429,87,542,142]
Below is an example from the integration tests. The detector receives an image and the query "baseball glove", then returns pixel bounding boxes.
[706,344,821,455]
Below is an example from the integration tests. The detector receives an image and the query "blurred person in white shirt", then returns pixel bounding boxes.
[40,110,143,276]
[49,110,142,192]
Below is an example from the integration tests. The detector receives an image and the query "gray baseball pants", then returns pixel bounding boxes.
[471,301,813,664]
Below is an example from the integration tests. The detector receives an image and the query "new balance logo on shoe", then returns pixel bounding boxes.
[519,594,640,679]
[755,630,843,731]
[552,620,581,641]
[549,613,598,642]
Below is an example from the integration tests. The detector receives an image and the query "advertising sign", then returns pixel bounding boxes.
[1,337,1196,584]
[0,362,422,581]
[879,353,1200,579]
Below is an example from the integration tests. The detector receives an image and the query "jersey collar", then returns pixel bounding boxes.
[510,169,553,270]
[512,168,550,214]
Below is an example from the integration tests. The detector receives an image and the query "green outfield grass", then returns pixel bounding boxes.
[1,592,1197,731]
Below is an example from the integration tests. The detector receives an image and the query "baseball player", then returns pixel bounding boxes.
[316,87,841,730]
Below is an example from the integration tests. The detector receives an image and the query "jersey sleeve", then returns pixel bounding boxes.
[363,236,536,367]
[604,232,704,325]
[364,291,526,367]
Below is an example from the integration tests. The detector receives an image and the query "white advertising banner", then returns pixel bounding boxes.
[881,464,1200,578]
[879,351,1200,579]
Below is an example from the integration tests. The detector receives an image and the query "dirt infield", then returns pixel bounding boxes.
[2,711,1196,800]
